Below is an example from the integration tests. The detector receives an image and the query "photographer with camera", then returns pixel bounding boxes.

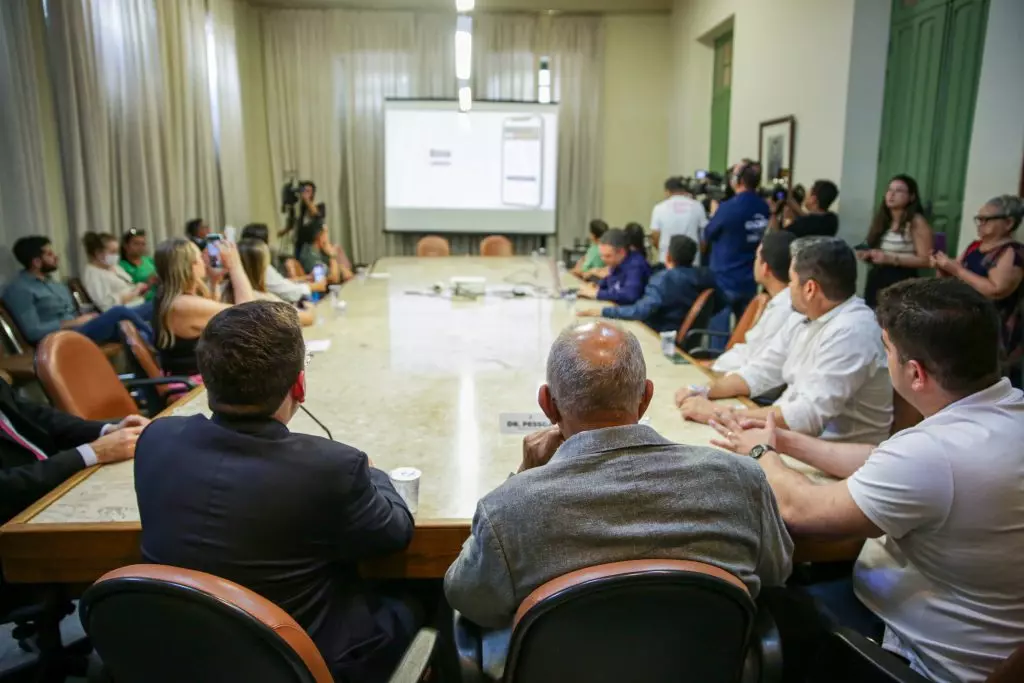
[650,177,707,265]
[782,180,840,238]
[704,160,770,342]
[279,180,325,258]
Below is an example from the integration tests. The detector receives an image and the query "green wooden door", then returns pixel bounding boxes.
[875,0,990,253]
[709,33,732,174]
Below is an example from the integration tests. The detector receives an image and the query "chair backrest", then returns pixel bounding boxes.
[726,293,770,350]
[283,258,306,280]
[67,277,93,312]
[34,331,137,421]
[988,642,1024,683]
[416,235,451,257]
[80,564,333,683]
[480,235,514,257]
[505,559,755,683]
[0,303,31,354]
[676,289,717,350]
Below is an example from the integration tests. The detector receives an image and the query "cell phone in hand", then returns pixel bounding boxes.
[206,234,223,268]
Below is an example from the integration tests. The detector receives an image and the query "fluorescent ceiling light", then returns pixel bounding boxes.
[459,86,473,112]
[456,0,475,11]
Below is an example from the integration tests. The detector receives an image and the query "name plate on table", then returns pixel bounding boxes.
[499,413,552,434]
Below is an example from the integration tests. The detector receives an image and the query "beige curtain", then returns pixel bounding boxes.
[259,9,605,264]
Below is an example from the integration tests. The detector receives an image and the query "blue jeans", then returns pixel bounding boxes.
[75,303,153,346]
[708,289,754,351]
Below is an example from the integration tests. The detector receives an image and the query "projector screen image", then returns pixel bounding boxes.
[385,100,559,235]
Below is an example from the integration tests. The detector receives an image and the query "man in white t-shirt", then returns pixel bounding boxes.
[650,177,707,265]
[709,278,1024,683]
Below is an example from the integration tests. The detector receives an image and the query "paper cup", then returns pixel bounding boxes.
[389,467,421,514]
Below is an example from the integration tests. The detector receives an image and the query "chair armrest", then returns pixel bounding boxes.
[688,346,724,360]
[683,328,731,342]
[748,606,783,683]
[453,611,485,683]
[388,628,438,683]
[122,377,197,391]
[829,628,931,683]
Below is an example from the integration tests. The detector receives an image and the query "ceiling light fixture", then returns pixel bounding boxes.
[456,0,475,12]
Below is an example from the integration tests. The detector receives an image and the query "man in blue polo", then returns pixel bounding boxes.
[704,160,770,342]
[578,228,651,306]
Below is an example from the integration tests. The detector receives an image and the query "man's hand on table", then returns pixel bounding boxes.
[709,411,778,456]
[518,426,565,474]
[577,283,599,300]
[576,309,601,318]
[90,426,145,465]
[674,385,708,408]
[109,415,151,432]
[679,396,734,425]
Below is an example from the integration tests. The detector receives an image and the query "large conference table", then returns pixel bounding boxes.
[0,257,861,585]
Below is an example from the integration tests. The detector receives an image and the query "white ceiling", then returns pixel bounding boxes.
[245,0,672,13]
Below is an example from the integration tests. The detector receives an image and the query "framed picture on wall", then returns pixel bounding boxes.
[758,116,796,187]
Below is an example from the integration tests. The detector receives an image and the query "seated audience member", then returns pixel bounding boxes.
[933,195,1023,382]
[859,174,934,308]
[624,222,647,253]
[153,237,254,377]
[712,231,797,373]
[185,217,210,251]
[571,219,609,278]
[135,302,416,682]
[578,228,651,305]
[677,237,893,445]
[651,176,707,265]
[709,278,1024,683]
[579,235,714,333]
[80,232,151,316]
[241,222,316,301]
[0,375,147,524]
[297,221,353,284]
[784,180,840,238]
[119,228,157,301]
[445,322,792,652]
[223,239,315,326]
[3,236,154,345]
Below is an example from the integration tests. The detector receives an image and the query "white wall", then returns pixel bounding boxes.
[602,14,673,227]
[958,0,1024,255]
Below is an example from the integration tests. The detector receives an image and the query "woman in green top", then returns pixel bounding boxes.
[120,229,158,301]
[572,219,609,278]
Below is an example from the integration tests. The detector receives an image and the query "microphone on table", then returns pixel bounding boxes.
[300,405,333,441]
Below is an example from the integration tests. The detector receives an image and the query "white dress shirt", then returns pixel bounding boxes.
[712,288,794,374]
[651,195,707,264]
[735,296,893,444]
[849,379,1024,683]
[264,265,311,304]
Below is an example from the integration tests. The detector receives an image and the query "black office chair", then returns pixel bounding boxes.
[455,559,782,683]
[815,627,929,683]
[80,564,436,683]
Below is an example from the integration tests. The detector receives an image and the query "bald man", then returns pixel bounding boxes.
[445,322,793,669]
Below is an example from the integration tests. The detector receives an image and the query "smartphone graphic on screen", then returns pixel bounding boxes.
[501,116,544,208]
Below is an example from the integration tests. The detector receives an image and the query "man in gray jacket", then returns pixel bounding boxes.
[445,321,793,637]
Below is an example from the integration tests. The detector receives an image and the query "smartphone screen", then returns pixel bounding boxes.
[501,115,544,208]
[206,234,222,267]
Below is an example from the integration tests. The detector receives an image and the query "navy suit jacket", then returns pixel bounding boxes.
[601,266,717,333]
[135,414,415,680]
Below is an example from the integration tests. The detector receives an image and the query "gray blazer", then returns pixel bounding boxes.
[444,424,793,628]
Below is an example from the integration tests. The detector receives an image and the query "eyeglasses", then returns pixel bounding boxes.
[974,215,1009,226]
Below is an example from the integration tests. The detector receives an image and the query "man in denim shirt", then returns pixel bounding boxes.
[3,236,152,346]
[579,228,651,306]
[580,235,715,334]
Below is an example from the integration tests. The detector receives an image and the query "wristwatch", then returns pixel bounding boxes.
[749,444,776,460]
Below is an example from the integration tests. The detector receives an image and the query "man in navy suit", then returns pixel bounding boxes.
[135,301,416,683]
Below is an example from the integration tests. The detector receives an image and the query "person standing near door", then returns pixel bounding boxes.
[858,174,934,307]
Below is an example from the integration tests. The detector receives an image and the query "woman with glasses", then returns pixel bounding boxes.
[120,228,158,301]
[858,174,935,307]
[933,195,1024,384]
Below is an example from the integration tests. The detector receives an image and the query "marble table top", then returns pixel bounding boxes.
[28,257,828,526]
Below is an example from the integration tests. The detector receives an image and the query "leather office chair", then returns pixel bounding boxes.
[688,293,770,362]
[673,289,719,352]
[416,236,451,257]
[284,257,306,280]
[34,331,193,420]
[0,301,122,365]
[66,277,94,312]
[455,559,781,683]
[80,565,437,683]
[480,236,514,257]
[118,321,196,410]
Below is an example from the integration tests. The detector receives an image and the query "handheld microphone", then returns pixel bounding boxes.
[300,405,333,441]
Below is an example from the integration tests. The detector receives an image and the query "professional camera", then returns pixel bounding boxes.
[759,180,806,208]
[280,177,308,214]
[692,170,728,201]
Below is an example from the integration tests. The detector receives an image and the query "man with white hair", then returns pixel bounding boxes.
[445,321,793,643]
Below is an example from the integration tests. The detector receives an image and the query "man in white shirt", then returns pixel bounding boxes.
[708,278,1024,683]
[712,230,797,374]
[651,177,707,265]
[677,237,893,445]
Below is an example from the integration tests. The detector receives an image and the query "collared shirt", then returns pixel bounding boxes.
[848,379,1024,683]
[596,251,651,305]
[735,296,893,444]
[2,271,77,343]
[0,411,112,466]
[264,265,311,304]
[712,288,794,374]
[651,195,707,264]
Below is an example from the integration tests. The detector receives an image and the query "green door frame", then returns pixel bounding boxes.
[709,32,732,174]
